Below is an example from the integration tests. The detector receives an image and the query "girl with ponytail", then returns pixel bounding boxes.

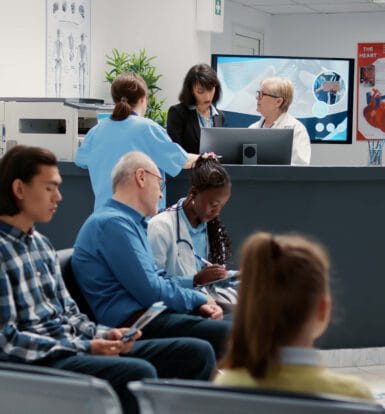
[148,156,232,288]
[215,232,374,401]
[75,72,200,211]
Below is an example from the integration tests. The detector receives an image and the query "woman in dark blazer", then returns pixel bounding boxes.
[167,63,224,154]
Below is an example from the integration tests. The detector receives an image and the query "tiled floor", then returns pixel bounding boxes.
[321,348,385,406]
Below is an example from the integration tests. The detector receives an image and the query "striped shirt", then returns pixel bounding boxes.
[0,220,109,363]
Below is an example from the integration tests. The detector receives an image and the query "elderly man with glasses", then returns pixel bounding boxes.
[72,151,231,361]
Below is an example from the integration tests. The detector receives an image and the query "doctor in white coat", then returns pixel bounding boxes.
[148,198,206,287]
[249,77,311,166]
[148,156,231,288]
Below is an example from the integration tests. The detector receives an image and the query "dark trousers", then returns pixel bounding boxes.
[40,337,215,414]
[138,313,232,359]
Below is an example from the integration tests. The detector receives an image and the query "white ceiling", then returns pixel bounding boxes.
[230,0,385,15]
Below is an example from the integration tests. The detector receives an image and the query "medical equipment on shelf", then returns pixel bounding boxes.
[0,98,114,161]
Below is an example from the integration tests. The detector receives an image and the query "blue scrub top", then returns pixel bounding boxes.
[75,115,188,210]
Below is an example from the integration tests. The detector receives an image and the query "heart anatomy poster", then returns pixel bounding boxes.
[357,43,385,140]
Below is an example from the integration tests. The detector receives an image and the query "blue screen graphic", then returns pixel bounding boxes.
[212,55,354,144]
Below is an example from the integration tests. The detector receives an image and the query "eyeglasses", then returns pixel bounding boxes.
[256,90,281,100]
[144,170,166,191]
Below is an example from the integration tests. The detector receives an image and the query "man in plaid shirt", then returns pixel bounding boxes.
[0,145,215,414]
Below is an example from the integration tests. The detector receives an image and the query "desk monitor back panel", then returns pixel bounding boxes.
[200,127,293,165]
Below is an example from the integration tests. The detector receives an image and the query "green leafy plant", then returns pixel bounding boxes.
[105,48,167,127]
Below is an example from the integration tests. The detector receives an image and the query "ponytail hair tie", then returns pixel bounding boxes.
[121,96,128,103]
[270,237,282,260]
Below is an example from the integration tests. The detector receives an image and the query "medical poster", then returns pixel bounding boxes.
[357,43,385,140]
[46,0,90,98]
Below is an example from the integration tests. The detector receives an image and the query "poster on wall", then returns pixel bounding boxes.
[357,43,385,140]
[46,0,90,98]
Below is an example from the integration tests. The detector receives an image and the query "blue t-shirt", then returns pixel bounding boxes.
[75,115,188,210]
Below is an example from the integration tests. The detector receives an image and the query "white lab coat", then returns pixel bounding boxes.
[148,199,208,286]
[249,112,311,165]
[149,200,239,308]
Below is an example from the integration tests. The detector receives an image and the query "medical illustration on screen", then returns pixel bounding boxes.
[213,55,354,143]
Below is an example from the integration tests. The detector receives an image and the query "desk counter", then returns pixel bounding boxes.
[39,164,385,349]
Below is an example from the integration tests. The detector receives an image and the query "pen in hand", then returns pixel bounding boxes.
[194,254,213,266]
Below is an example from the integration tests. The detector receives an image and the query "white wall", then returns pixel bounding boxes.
[270,12,385,165]
[0,0,211,108]
[0,0,46,96]
[0,0,270,106]
[0,0,268,119]
[90,0,211,107]
[211,0,272,54]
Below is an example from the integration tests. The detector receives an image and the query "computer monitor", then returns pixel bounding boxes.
[200,127,293,165]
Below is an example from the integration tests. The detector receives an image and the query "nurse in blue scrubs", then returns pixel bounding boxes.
[76,72,200,211]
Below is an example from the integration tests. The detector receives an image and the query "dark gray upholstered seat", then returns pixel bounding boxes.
[129,379,384,414]
[0,362,122,414]
[57,248,95,321]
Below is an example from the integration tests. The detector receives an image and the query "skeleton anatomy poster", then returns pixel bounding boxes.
[46,0,90,98]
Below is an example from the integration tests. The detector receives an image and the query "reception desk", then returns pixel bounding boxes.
[39,163,385,349]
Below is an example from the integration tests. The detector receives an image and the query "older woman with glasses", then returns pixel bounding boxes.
[249,77,311,165]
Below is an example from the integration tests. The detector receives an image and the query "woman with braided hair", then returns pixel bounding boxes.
[148,156,233,288]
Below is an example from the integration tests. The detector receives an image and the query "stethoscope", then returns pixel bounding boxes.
[175,199,194,251]
[175,199,210,267]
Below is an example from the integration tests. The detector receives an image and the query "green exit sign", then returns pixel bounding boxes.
[215,0,222,15]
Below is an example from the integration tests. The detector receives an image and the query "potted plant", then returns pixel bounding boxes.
[105,48,167,127]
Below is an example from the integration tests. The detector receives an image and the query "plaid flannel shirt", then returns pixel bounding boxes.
[0,220,110,363]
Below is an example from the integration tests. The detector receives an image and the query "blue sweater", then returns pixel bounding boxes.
[72,199,207,327]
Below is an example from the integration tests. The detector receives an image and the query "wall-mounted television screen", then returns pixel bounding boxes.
[212,54,355,144]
